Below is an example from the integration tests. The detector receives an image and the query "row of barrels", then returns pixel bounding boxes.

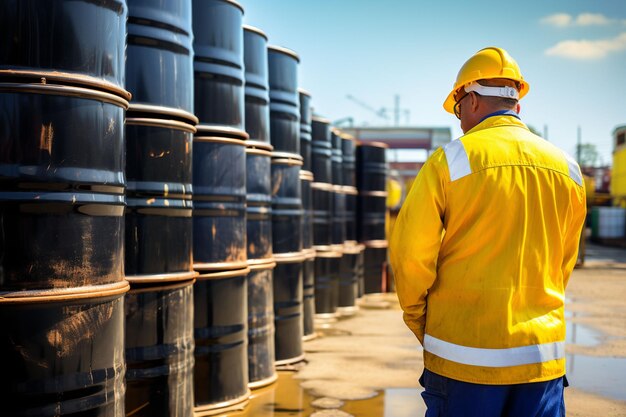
[0,1,389,417]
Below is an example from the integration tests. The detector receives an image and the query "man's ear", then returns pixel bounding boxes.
[516,103,521,114]
[470,92,480,111]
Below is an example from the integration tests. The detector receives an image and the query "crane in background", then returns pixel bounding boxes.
[346,94,410,126]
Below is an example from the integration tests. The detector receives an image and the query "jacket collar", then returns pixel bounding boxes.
[465,114,529,136]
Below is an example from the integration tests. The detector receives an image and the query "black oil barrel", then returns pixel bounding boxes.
[268,46,300,154]
[337,244,364,316]
[126,0,194,115]
[300,170,314,250]
[357,191,388,242]
[0,0,128,96]
[356,141,388,192]
[125,279,195,417]
[193,126,248,271]
[331,129,342,186]
[271,152,303,255]
[311,182,333,249]
[311,116,332,184]
[193,0,245,129]
[273,252,305,365]
[299,89,312,171]
[343,186,359,244]
[341,133,356,187]
[302,249,317,341]
[125,117,196,280]
[243,25,270,144]
[0,83,127,292]
[331,185,347,248]
[194,267,251,414]
[247,261,277,389]
[313,250,342,319]
[246,141,273,263]
[363,241,388,294]
[0,283,129,417]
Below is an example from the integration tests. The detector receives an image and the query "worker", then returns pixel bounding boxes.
[389,47,586,417]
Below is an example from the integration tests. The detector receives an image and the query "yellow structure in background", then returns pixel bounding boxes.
[611,125,626,207]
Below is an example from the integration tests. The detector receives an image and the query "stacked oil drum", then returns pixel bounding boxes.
[310,117,343,322]
[338,133,365,314]
[299,90,317,341]
[243,25,278,389]
[268,45,306,366]
[123,0,197,415]
[190,0,252,414]
[356,142,390,294]
[0,1,130,415]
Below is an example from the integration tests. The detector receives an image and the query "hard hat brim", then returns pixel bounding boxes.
[443,79,530,114]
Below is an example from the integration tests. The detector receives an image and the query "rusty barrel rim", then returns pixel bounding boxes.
[246,140,274,156]
[271,152,304,166]
[267,45,300,63]
[0,82,129,109]
[195,266,251,280]
[125,116,197,134]
[341,186,359,195]
[125,270,199,284]
[273,251,307,263]
[247,259,277,270]
[302,248,317,259]
[360,190,389,197]
[194,261,251,273]
[299,170,314,181]
[248,373,278,390]
[128,103,199,125]
[311,115,331,125]
[195,125,249,141]
[274,353,306,367]
[193,392,251,416]
[0,281,130,304]
[343,243,365,254]
[357,140,389,149]
[314,250,342,258]
[363,240,389,249]
[311,181,334,191]
[127,278,196,294]
[0,69,132,101]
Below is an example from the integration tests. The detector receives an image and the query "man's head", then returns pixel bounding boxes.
[443,47,529,133]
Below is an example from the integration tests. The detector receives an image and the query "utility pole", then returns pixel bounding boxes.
[394,94,400,127]
[543,124,548,141]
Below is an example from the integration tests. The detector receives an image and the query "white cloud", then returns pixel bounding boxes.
[541,12,618,27]
[541,13,572,27]
[575,13,612,26]
[545,32,626,59]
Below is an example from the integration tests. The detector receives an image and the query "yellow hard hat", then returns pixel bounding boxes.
[443,47,530,114]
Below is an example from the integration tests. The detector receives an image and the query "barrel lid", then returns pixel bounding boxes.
[195,125,249,141]
[243,24,267,40]
[0,82,129,109]
[128,104,199,125]
[223,0,245,14]
[0,69,132,101]
[363,240,389,249]
[341,133,356,140]
[268,45,300,63]
[196,266,251,281]
[358,140,389,149]
[311,182,334,191]
[247,259,277,271]
[125,117,197,134]
[274,251,307,263]
[314,250,342,258]
[312,115,331,124]
[360,190,388,197]
[298,88,312,97]
[299,170,314,181]
[0,281,129,304]
[245,140,274,152]
[271,152,304,166]
[125,270,199,284]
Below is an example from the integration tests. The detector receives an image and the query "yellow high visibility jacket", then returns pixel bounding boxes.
[390,114,586,385]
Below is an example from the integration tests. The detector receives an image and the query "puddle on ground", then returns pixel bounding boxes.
[219,372,425,417]
[567,354,626,401]
[566,320,603,346]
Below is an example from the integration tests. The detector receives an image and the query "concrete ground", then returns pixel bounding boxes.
[291,241,626,416]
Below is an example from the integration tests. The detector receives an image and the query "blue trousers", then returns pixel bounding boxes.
[420,369,567,417]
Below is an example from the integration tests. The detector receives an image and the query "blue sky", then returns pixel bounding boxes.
[242,0,626,165]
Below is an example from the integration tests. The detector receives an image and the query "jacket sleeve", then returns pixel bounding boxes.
[389,149,447,344]
[562,184,587,289]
